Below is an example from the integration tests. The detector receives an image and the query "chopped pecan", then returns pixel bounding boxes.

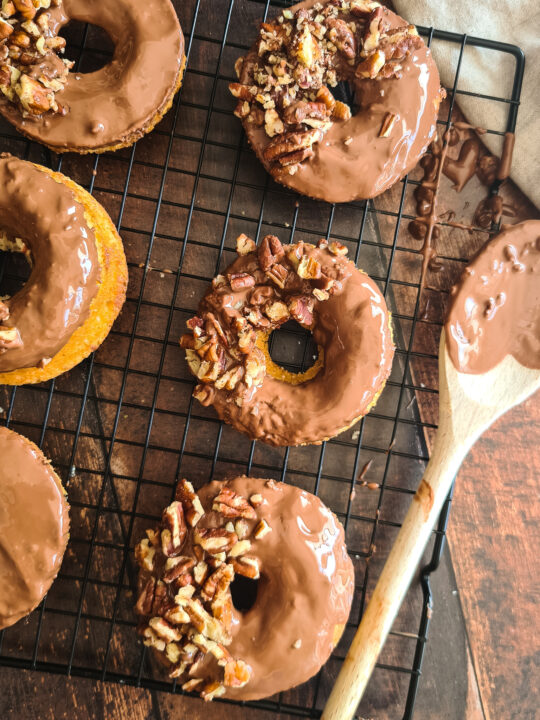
[0,325,22,350]
[288,295,314,327]
[12,0,35,21]
[263,128,323,164]
[278,146,314,167]
[283,100,328,125]
[135,539,156,572]
[224,660,251,688]
[329,240,349,256]
[326,16,356,59]
[297,255,322,279]
[316,86,336,112]
[149,616,182,643]
[228,272,255,291]
[228,81,252,101]
[0,300,9,322]
[236,233,256,255]
[379,111,397,137]
[264,300,289,323]
[194,528,239,554]
[214,364,244,391]
[14,74,51,114]
[135,577,156,617]
[163,556,195,584]
[332,101,352,121]
[265,263,288,288]
[0,18,14,41]
[257,234,284,271]
[254,519,272,539]
[355,49,386,79]
[161,501,187,556]
[362,6,384,53]
[201,562,234,602]
[212,487,257,520]
[175,478,205,527]
[231,556,260,580]
[192,383,215,407]
[200,682,226,702]
[244,347,266,388]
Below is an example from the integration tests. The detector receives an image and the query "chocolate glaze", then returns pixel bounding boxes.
[203,245,394,446]
[0,156,99,371]
[445,220,540,373]
[241,0,442,203]
[0,0,184,151]
[0,427,69,630]
[179,477,354,700]
[443,137,480,192]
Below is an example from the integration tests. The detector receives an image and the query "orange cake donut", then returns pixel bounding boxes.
[0,155,127,385]
[134,476,354,701]
[0,426,69,630]
[0,0,185,153]
[180,233,394,446]
[229,0,444,203]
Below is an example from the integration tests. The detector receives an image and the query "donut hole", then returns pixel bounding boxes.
[333,80,356,114]
[0,238,32,300]
[268,320,319,375]
[230,574,259,613]
[60,21,115,74]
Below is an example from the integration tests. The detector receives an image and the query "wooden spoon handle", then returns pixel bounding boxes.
[321,437,466,720]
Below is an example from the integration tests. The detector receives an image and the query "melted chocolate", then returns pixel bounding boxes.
[445,220,540,373]
[241,1,442,203]
[0,0,184,151]
[0,156,99,371]
[0,427,69,630]
[204,245,394,446]
[192,477,354,701]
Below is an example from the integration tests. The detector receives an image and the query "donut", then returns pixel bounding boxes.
[134,476,354,701]
[0,154,127,385]
[180,233,394,446]
[445,220,540,374]
[229,0,444,203]
[0,0,185,153]
[0,426,69,630]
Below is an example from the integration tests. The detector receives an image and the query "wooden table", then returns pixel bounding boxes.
[0,1,538,718]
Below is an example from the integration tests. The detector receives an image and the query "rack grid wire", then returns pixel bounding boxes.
[0,1,525,718]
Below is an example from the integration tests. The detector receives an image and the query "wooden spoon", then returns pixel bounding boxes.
[322,330,540,720]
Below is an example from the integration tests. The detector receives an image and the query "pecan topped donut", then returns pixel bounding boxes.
[134,476,354,701]
[230,0,444,202]
[180,233,394,446]
[0,0,185,152]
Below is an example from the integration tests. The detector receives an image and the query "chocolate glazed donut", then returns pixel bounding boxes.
[0,155,127,385]
[230,0,444,203]
[180,234,395,446]
[0,0,185,153]
[134,476,354,701]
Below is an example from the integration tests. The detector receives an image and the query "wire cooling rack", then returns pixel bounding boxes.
[0,1,525,718]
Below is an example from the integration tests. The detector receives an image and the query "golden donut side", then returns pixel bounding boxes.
[0,164,128,385]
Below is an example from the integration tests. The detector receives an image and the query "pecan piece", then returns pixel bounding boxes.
[0,325,22,350]
[297,255,322,279]
[161,501,187,556]
[212,487,257,520]
[135,539,156,572]
[13,0,36,20]
[0,18,13,41]
[135,577,156,617]
[163,556,195,584]
[200,562,234,602]
[14,74,51,114]
[231,556,260,580]
[278,147,314,167]
[194,528,239,554]
[326,16,356,59]
[355,49,386,79]
[257,234,284,271]
[224,660,251,688]
[264,300,289,323]
[379,111,397,137]
[263,128,323,164]
[283,100,328,125]
[329,240,349,256]
[228,272,255,291]
[236,233,256,255]
[149,617,182,643]
[0,300,9,322]
[175,478,204,527]
[265,263,288,289]
[228,81,252,101]
[288,296,314,327]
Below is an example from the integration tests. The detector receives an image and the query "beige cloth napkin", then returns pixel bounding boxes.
[393,0,540,207]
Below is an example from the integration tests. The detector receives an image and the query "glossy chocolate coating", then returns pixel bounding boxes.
[445,220,540,373]
[0,427,69,630]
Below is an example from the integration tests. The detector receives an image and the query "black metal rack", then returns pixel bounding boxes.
[0,1,525,718]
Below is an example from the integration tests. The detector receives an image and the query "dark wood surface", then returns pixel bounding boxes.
[0,1,538,719]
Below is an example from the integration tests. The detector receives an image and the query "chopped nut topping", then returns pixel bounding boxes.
[236,233,257,255]
[0,0,73,118]
[229,1,421,173]
[254,519,272,539]
[297,255,322,280]
[378,111,397,137]
[329,241,349,256]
